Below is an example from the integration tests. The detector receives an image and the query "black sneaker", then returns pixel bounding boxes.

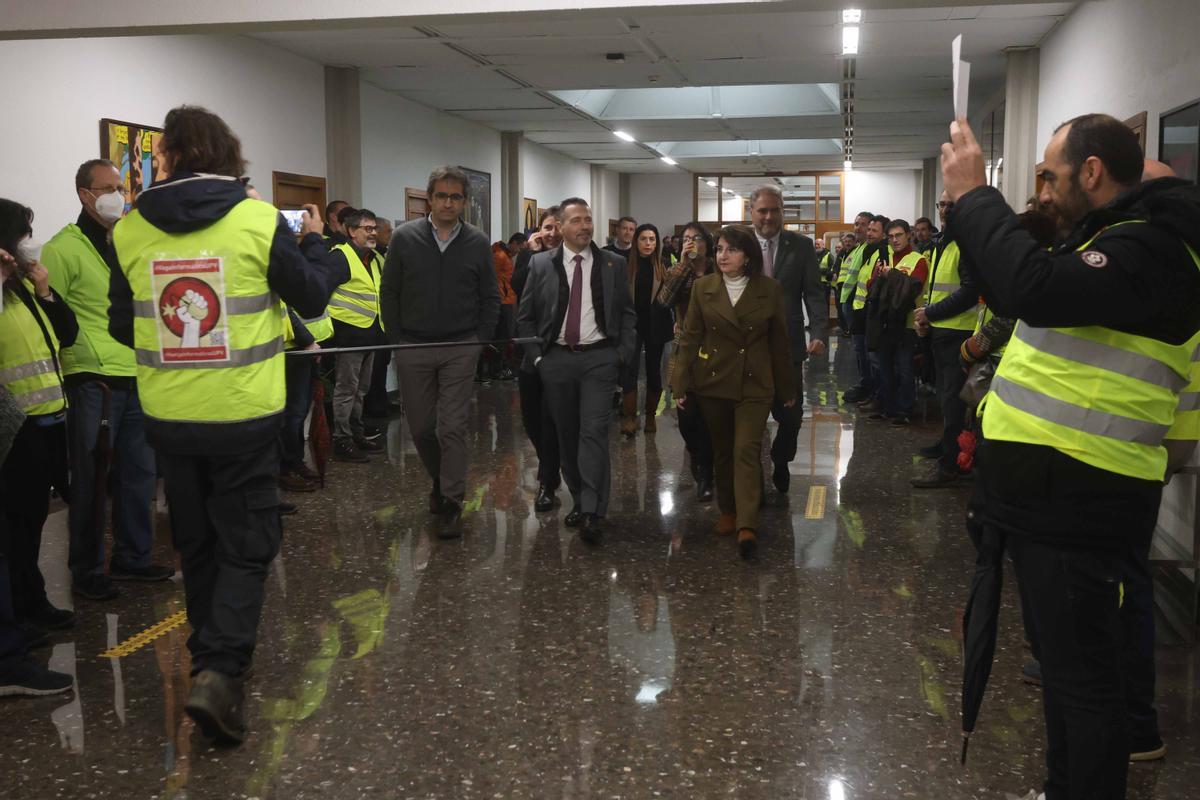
[355,437,385,453]
[843,387,868,403]
[1130,737,1167,762]
[910,466,960,488]
[332,440,369,463]
[110,563,175,582]
[185,670,246,745]
[772,462,791,495]
[1021,659,1042,686]
[437,498,464,540]
[890,416,911,427]
[73,574,120,601]
[0,657,74,697]
[868,412,889,421]
[361,424,383,442]
[18,621,50,650]
[579,514,604,546]
[279,501,297,517]
[29,605,75,630]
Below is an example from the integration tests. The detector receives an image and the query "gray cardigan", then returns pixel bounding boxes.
[380,217,500,343]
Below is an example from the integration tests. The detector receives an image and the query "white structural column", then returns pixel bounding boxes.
[325,66,362,206]
[501,132,523,237]
[1002,47,1040,211]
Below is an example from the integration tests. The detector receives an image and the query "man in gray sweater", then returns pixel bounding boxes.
[380,166,500,538]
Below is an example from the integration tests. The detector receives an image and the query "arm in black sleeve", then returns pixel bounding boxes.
[287,308,315,350]
[799,241,829,348]
[266,220,349,319]
[476,241,500,342]
[923,250,979,322]
[511,250,532,300]
[950,186,1189,334]
[380,243,403,344]
[35,289,78,348]
[108,261,135,348]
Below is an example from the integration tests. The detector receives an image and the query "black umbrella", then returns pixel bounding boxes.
[960,508,1007,765]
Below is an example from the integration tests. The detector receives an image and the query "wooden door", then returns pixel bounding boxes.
[272,171,326,210]
[405,189,429,221]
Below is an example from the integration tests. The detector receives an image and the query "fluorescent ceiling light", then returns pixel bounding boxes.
[613,130,635,142]
[844,159,853,171]
[706,180,718,187]
[842,9,862,24]
[661,156,677,165]
[842,26,859,55]
[711,111,723,118]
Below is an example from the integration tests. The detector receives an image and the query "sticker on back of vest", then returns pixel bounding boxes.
[151,257,230,363]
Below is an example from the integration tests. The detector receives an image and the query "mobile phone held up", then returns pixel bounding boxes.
[280,209,306,234]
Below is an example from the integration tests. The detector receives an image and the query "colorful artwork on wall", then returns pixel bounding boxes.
[100,118,166,211]
[458,166,492,234]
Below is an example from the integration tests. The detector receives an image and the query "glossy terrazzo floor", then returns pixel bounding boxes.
[3,339,1198,800]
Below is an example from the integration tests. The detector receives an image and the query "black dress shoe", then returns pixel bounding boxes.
[30,605,76,631]
[534,486,559,512]
[696,478,714,502]
[18,621,51,650]
[437,499,464,540]
[579,514,604,545]
[565,507,584,528]
[429,479,445,515]
[186,670,246,746]
[772,462,790,495]
[917,442,944,459]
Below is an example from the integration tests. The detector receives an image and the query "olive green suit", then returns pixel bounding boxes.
[671,273,796,531]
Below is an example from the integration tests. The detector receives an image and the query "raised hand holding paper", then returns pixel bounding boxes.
[952,34,970,120]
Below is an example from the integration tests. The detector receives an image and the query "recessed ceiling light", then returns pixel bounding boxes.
[661,156,677,166]
[711,111,723,118]
[613,130,635,142]
[842,26,859,55]
[842,9,862,24]
[843,159,853,171]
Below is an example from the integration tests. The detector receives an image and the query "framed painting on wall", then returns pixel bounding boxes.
[100,118,166,211]
[458,166,491,234]
[1159,100,1199,183]
[522,197,537,233]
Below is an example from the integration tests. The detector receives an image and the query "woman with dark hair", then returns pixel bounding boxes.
[671,225,795,558]
[619,223,675,437]
[657,222,715,500]
[0,199,79,662]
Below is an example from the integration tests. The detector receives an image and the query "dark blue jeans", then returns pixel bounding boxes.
[281,355,316,472]
[67,381,156,579]
[876,331,916,418]
[846,303,873,393]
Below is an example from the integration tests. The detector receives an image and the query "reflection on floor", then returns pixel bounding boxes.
[4,340,1197,799]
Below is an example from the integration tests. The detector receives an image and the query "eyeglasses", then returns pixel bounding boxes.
[88,186,125,196]
[936,201,954,209]
[681,235,703,243]
[354,225,378,233]
[433,192,465,203]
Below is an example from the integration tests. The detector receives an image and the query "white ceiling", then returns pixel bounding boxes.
[250,1,1074,174]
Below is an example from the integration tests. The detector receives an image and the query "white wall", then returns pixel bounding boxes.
[627,172,694,235]
[0,34,326,234]
[843,169,921,225]
[596,168,621,234]
[1037,0,1200,158]
[522,142,590,225]
[359,80,503,240]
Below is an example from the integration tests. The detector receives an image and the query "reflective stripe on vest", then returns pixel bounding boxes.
[838,243,866,302]
[891,250,927,329]
[853,244,892,310]
[1167,308,1200,442]
[982,220,1200,480]
[925,240,981,331]
[301,310,333,342]
[327,243,382,328]
[113,197,285,425]
[0,279,66,415]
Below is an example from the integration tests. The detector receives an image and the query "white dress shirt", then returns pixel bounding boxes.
[557,243,604,346]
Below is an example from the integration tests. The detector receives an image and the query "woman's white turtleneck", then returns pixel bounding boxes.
[723,272,749,306]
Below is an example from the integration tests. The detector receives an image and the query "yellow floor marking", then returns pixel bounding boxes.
[100,610,189,658]
[804,485,827,519]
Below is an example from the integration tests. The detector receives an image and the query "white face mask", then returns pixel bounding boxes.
[90,190,126,224]
[16,238,42,266]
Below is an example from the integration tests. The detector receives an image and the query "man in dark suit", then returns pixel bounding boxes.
[749,184,829,496]
[515,197,636,544]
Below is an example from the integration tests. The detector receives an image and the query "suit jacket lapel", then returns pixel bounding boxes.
[705,277,740,329]
[773,233,792,279]
[734,274,771,323]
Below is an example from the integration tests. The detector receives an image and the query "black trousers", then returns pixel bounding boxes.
[769,363,805,468]
[159,440,283,677]
[364,348,392,418]
[931,328,971,472]
[676,391,712,478]
[280,355,316,472]
[0,419,65,621]
[0,525,24,664]
[517,367,560,490]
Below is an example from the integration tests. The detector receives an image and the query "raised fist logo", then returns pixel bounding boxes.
[159,277,221,346]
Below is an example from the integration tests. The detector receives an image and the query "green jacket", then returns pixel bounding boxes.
[44,223,137,377]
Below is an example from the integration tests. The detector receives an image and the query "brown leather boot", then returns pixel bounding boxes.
[643,390,661,433]
[737,528,758,559]
[713,513,736,536]
[620,391,638,438]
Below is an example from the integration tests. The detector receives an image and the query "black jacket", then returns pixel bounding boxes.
[108,172,348,455]
[380,218,500,343]
[952,180,1200,543]
[865,269,921,350]
[922,232,979,325]
[769,230,829,362]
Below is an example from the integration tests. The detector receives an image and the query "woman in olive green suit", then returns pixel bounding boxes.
[671,225,795,558]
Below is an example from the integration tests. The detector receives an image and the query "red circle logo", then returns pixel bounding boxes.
[158,277,221,339]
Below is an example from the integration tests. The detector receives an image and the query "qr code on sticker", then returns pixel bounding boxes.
[210,330,226,346]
